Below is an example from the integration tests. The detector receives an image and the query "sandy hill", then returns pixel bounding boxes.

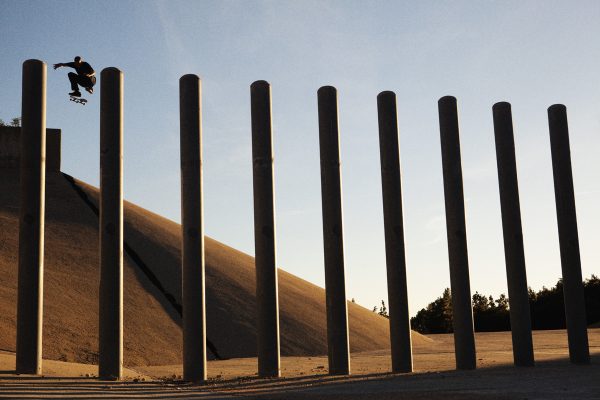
[0,165,429,367]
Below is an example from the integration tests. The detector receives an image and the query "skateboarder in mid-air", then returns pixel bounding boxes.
[53,56,96,98]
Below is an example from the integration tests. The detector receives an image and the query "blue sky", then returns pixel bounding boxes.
[1,0,599,316]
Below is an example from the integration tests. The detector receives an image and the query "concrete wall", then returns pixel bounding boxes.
[0,126,61,172]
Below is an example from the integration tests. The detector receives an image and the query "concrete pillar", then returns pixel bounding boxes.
[376,91,413,373]
[99,67,124,380]
[317,86,350,375]
[492,102,535,367]
[16,59,46,375]
[437,96,476,370]
[180,74,207,382]
[547,104,590,364]
[251,80,281,378]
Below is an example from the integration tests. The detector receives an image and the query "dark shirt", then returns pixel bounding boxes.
[65,62,95,76]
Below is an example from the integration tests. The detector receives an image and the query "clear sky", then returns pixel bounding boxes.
[1,0,599,316]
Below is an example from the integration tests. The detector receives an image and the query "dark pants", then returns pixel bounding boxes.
[68,72,96,91]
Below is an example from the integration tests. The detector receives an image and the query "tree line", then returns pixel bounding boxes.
[373,275,600,333]
[0,117,21,127]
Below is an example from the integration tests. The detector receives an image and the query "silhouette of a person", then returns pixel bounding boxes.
[54,56,96,97]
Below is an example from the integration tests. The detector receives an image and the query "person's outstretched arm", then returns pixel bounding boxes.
[53,62,76,70]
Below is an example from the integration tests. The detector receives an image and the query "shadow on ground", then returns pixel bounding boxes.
[0,355,598,399]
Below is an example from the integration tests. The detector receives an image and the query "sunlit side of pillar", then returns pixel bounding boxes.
[180,74,207,381]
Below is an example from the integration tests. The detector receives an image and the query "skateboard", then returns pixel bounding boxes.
[69,96,88,105]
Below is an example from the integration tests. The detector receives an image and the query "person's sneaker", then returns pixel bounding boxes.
[85,87,94,94]
[69,91,81,97]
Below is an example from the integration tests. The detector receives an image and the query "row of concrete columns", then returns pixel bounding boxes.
[15,60,126,379]
[438,97,590,367]
[15,59,591,382]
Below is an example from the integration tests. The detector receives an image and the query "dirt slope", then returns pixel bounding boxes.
[0,167,429,366]
[0,169,182,366]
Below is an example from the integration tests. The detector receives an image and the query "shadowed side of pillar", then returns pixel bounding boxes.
[547,104,590,365]
[317,86,350,375]
[492,102,534,367]
[251,80,281,378]
[438,96,476,370]
[376,91,413,373]
[99,67,124,380]
[16,59,47,375]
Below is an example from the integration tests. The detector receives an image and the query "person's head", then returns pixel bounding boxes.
[74,56,82,66]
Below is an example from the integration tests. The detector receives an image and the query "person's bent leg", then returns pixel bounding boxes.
[68,72,79,91]
[82,76,94,94]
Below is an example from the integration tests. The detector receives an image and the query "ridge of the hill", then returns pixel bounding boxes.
[0,166,430,366]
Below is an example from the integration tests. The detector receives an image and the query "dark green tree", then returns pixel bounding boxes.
[411,275,599,334]
[411,288,453,333]
[0,117,21,127]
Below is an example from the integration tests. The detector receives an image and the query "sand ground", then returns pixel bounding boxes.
[0,329,598,399]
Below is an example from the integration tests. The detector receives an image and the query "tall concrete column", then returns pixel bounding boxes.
[180,74,207,382]
[317,86,350,375]
[437,96,476,370]
[492,102,534,367]
[251,80,281,378]
[376,91,412,373]
[99,67,124,380]
[547,104,590,365]
[16,59,47,375]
